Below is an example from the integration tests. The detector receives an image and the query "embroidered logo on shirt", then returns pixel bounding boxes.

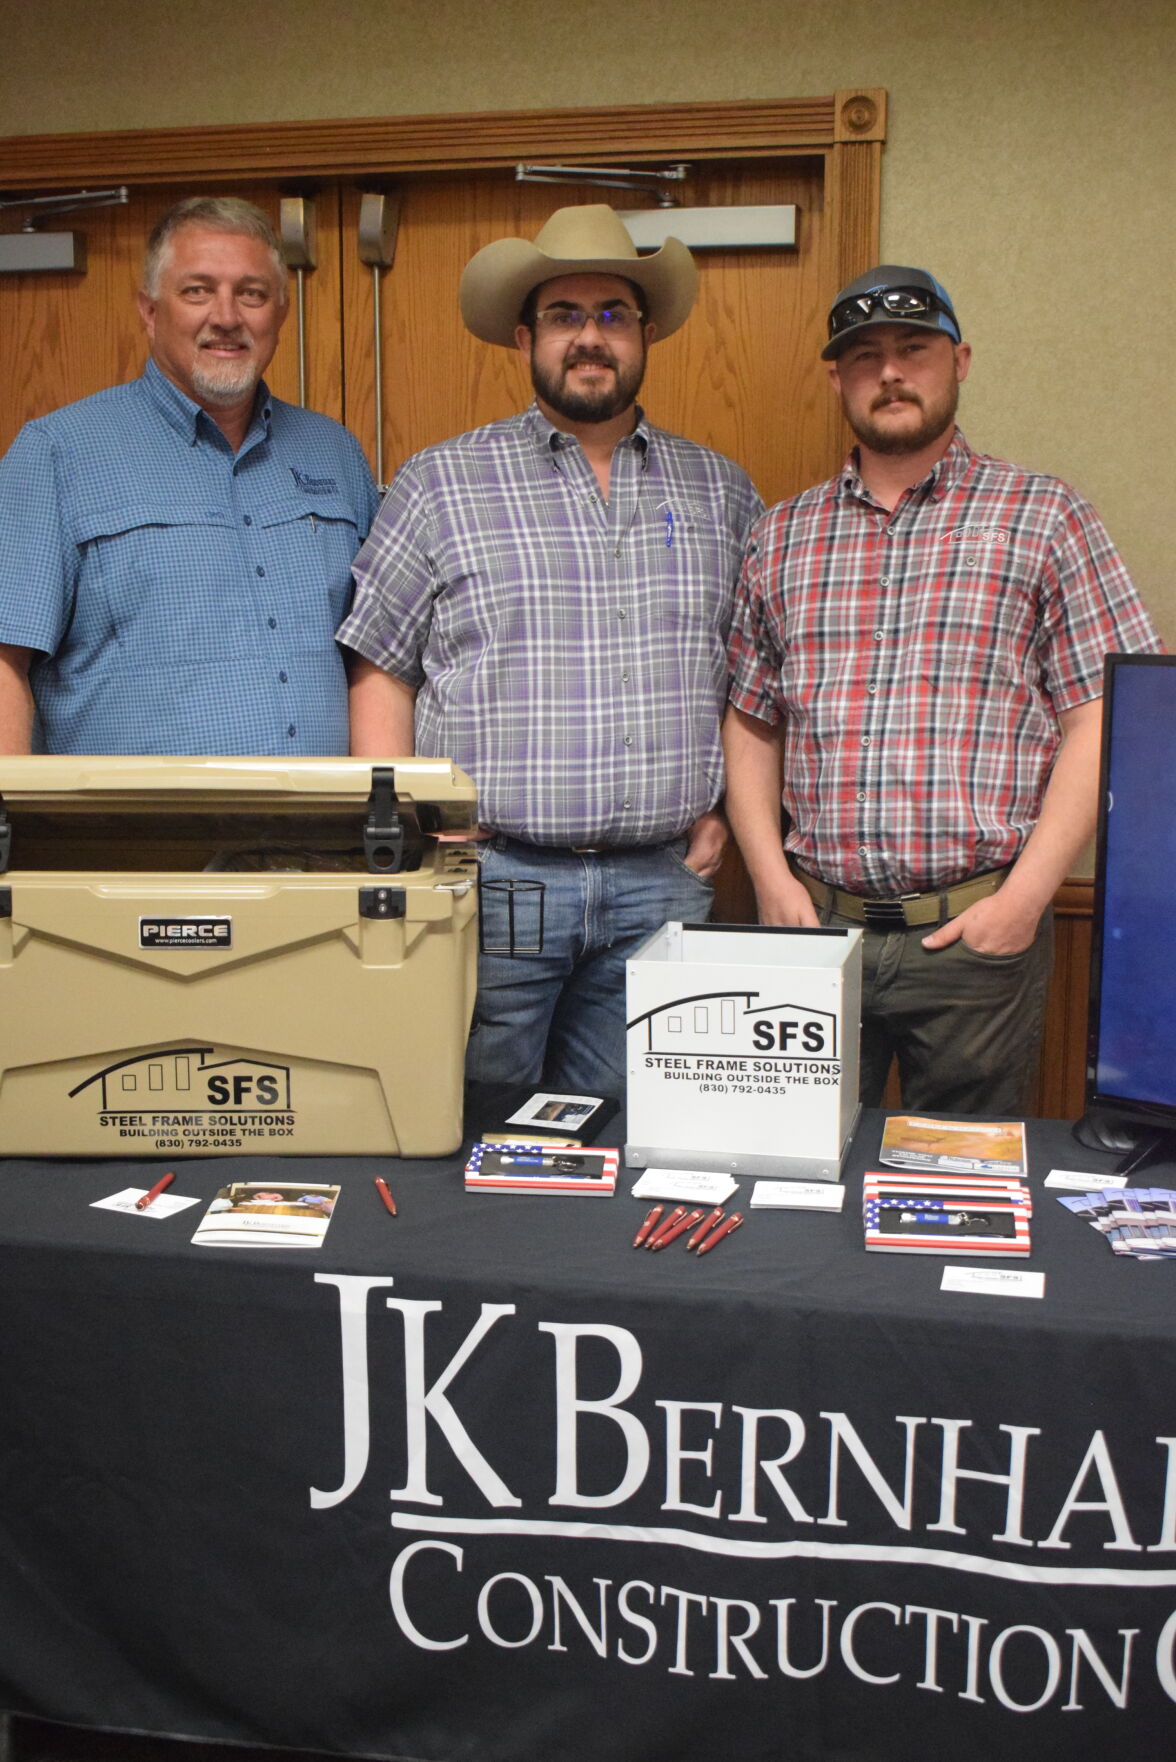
[945,524,1008,545]
[290,469,339,494]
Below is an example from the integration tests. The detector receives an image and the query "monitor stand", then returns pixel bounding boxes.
[1073,1108,1176,1179]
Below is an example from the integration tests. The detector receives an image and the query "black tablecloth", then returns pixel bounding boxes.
[0,1112,1173,1761]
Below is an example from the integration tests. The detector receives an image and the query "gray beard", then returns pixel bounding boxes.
[190,356,261,407]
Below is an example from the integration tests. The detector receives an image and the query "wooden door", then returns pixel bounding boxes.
[340,160,841,511]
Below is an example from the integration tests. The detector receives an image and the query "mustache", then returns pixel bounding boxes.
[195,328,253,349]
[564,347,617,370]
[871,389,921,411]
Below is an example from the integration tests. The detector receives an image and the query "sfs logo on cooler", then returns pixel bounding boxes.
[207,1073,282,1106]
[140,918,232,949]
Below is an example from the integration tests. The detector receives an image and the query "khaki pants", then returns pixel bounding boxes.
[817,905,1054,1115]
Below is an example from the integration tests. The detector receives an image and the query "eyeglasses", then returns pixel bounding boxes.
[827,286,957,342]
[534,304,645,335]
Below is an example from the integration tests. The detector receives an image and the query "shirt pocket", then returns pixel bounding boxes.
[72,498,243,664]
[254,491,362,641]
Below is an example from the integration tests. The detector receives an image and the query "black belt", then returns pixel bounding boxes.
[791,861,1011,929]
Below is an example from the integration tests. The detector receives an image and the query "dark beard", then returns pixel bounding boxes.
[848,384,959,456]
[531,345,646,424]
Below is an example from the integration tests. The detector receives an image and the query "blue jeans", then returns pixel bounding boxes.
[467,835,716,1096]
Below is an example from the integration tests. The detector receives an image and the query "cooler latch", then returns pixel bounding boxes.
[359,886,407,920]
[364,766,405,873]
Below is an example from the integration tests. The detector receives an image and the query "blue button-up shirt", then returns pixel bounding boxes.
[0,360,378,754]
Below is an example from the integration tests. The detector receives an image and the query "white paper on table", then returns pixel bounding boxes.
[91,1187,201,1218]
[940,1265,1045,1299]
[751,1180,845,1211]
[630,1169,739,1205]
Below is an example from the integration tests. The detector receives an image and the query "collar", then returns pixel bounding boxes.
[837,427,973,506]
[523,400,651,465]
[141,357,273,449]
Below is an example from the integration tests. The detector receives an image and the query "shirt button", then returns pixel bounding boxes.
[621,672,630,684]
[623,798,632,808]
[279,671,288,684]
[287,725,296,738]
[256,566,266,577]
[965,554,978,566]
[588,494,598,503]
[623,735,633,746]
[858,845,868,855]
[243,515,253,526]
[617,608,627,620]
[867,683,877,694]
[268,617,277,629]
[873,630,884,641]
[861,737,871,747]
[879,575,891,586]
[856,791,866,802]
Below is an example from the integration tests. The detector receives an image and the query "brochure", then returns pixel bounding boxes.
[878,1115,1028,1177]
[192,1181,340,1248]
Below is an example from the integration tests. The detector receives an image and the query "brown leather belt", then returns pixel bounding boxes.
[790,861,1011,929]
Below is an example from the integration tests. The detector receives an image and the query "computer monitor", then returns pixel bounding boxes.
[1075,653,1176,1174]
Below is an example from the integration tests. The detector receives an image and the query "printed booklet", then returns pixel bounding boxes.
[878,1115,1028,1177]
[192,1181,340,1248]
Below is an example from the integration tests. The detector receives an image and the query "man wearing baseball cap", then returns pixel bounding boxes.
[338,206,761,1095]
[723,264,1160,1113]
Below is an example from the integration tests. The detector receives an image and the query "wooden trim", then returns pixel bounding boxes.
[0,92,887,189]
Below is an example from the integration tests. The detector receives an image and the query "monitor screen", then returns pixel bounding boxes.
[1085,654,1176,1131]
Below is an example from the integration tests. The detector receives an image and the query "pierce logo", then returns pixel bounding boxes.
[139,917,232,949]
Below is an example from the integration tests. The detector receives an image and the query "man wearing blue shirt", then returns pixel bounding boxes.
[0,196,378,755]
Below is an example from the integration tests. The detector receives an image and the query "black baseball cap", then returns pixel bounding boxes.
[822,265,961,360]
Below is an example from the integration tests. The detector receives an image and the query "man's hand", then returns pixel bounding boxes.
[682,809,730,879]
[922,889,1041,956]
[753,871,822,928]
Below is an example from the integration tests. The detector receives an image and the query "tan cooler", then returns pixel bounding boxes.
[0,757,479,1157]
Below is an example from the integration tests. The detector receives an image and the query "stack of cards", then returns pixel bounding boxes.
[863,1171,1032,1257]
[465,1142,619,1196]
[1057,1187,1176,1259]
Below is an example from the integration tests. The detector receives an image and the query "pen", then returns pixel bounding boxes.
[135,1170,175,1212]
[633,1205,664,1247]
[500,1154,587,1170]
[687,1207,726,1251]
[644,1205,688,1249]
[374,1176,398,1217]
[648,1207,704,1251]
[696,1212,744,1256]
[664,507,674,549]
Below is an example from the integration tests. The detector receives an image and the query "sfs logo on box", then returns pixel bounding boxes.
[139,918,233,949]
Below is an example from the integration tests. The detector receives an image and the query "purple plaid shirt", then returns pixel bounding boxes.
[339,404,762,845]
[727,431,1162,894]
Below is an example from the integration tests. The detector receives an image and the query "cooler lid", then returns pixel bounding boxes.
[0,757,478,875]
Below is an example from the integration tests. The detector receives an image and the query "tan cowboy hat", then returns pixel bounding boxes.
[459,204,697,348]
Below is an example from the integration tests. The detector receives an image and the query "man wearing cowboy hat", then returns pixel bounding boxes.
[723,263,1160,1113]
[339,205,761,1095]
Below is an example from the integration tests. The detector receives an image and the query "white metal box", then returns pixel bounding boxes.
[625,921,863,1179]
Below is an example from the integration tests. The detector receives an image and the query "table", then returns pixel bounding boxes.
[0,1112,1173,1761]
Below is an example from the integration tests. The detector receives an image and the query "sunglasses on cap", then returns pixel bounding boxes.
[827,286,959,344]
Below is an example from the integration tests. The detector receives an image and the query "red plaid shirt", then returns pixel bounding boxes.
[727,431,1161,894]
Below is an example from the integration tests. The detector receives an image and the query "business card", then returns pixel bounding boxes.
[940,1265,1045,1299]
[1044,1168,1128,1191]
[751,1180,845,1211]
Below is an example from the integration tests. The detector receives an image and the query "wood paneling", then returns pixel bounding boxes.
[0,95,885,186]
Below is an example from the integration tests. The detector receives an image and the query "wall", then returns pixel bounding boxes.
[2,0,1173,642]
